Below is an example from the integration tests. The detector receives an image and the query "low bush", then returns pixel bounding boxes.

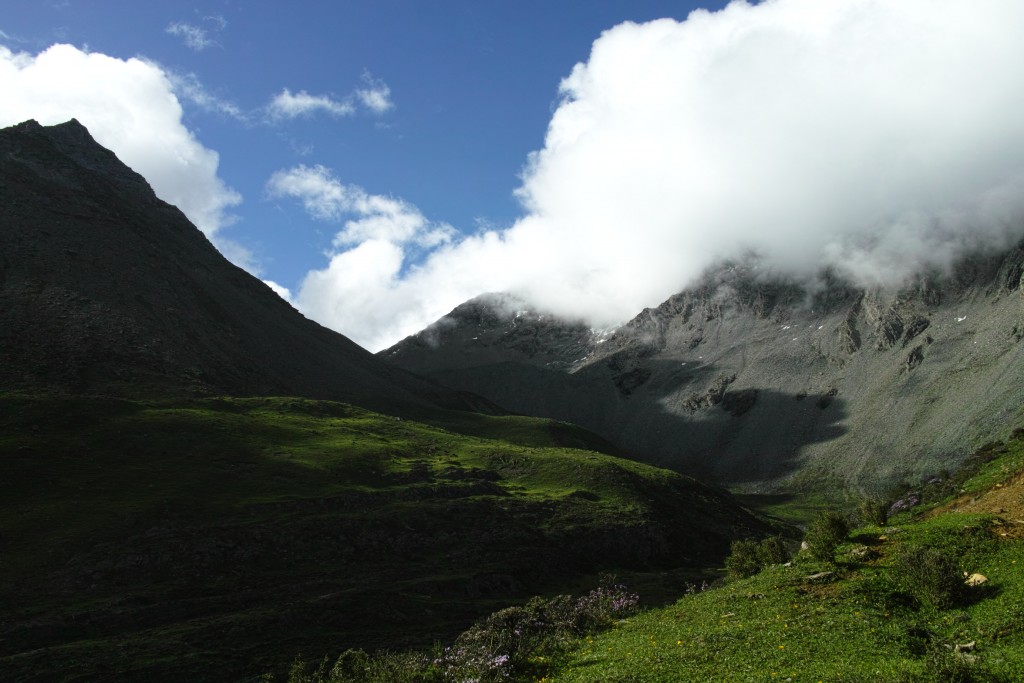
[756,534,791,565]
[725,535,792,579]
[804,510,850,563]
[725,539,761,579]
[900,642,1009,683]
[283,650,437,683]
[893,545,966,609]
[280,579,640,682]
[857,497,889,526]
[433,579,640,681]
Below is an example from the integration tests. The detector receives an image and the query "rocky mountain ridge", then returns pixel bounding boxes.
[383,249,1024,491]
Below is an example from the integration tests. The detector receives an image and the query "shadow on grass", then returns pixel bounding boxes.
[0,393,770,683]
[421,357,850,487]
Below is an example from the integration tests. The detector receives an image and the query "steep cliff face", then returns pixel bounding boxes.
[383,251,1024,491]
[0,119,473,414]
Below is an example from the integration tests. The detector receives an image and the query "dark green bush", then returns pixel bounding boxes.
[922,641,1008,683]
[725,536,792,579]
[274,581,640,682]
[725,539,762,579]
[804,510,850,563]
[436,580,639,681]
[893,545,966,609]
[857,497,889,526]
[756,535,791,565]
[285,655,333,683]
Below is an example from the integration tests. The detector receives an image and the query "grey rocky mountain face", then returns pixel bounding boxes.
[0,119,483,415]
[383,250,1024,492]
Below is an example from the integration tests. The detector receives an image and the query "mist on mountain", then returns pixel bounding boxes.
[281,0,1024,351]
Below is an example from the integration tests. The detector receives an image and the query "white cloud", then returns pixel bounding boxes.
[205,15,228,31]
[266,165,461,348]
[355,71,393,114]
[166,21,215,52]
[0,43,245,260]
[276,0,1024,351]
[262,279,294,303]
[267,88,356,120]
[266,73,394,122]
[167,71,247,121]
[267,165,455,248]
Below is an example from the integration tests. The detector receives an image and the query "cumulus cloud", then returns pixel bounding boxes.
[355,71,393,114]
[275,0,1024,351]
[266,165,462,347]
[0,43,245,261]
[267,89,356,120]
[267,165,454,247]
[267,72,394,121]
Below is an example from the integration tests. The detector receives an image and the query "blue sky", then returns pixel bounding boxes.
[3,1,1024,350]
[0,0,726,293]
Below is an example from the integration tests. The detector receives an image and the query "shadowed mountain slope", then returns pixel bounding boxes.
[0,119,483,416]
[0,394,777,682]
[0,120,781,680]
[383,251,1024,492]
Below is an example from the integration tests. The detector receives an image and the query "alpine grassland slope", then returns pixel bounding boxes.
[267,430,1024,682]
[0,393,771,682]
[540,431,1024,682]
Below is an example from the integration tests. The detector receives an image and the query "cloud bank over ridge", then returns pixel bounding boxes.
[282,0,1024,351]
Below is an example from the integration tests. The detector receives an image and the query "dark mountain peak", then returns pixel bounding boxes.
[17,116,90,143]
[7,117,93,146]
[382,292,597,372]
[0,119,477,415]
[444,291,531,326]
[2,117,156,202]
[6,118,42,133]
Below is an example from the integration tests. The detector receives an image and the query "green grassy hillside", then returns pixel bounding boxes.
[268,433,1024,683]
[541,432,1024,682]
[0,393,769,682]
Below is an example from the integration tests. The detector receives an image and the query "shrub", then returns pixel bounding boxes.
[561,579,640,632]
[286,655,331,683]
[434,578,639,681]
[756,535,791,566]
[725,539,761,579]
[857,497,889,526]
[918,641,1008,683]
[274,580,641,682]
[893,545,966,609]
[804,511,850,563]
[725,536,792,579]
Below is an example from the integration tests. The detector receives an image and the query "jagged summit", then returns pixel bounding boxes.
[383,292,599,372]
[4,118,157,198]
[382,246,1024,490]
[0,119,477,414]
